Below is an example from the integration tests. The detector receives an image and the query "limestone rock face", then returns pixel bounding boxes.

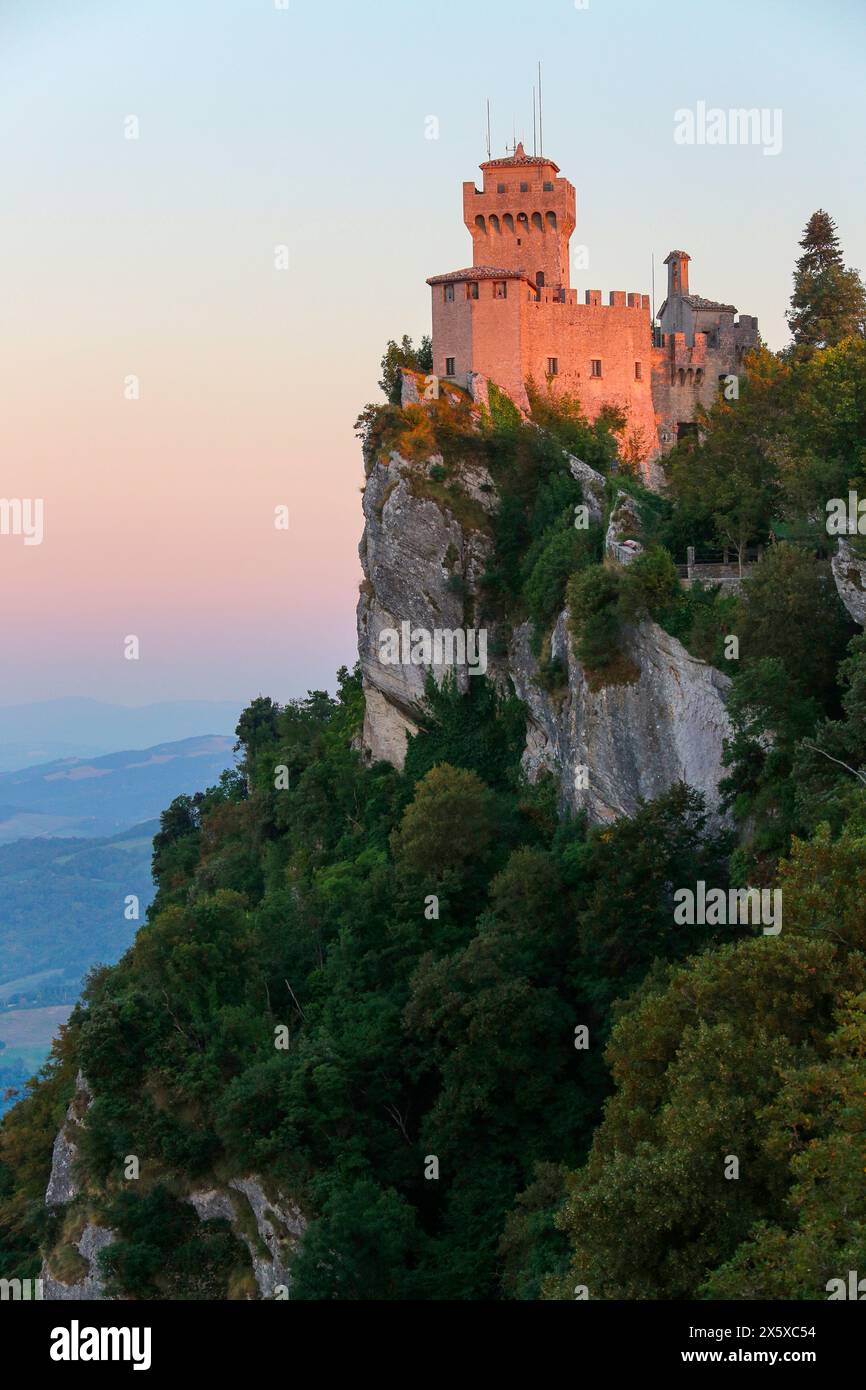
[605,489,644,563]
[568,455,606,524]
[832,537,866,626]
[40,1078,306,1300]
[189,1176,306,1299]
[358,444,732,820]
[41,1225,114,1302]
[45,1071,90,1207]
[357,449,498,769]
[510,615,731,822]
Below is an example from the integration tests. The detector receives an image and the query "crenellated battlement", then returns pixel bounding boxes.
[429,145,759,476]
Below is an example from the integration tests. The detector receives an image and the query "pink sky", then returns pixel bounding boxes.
[3,0,864,706]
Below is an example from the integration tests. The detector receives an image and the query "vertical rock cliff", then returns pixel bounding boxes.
[357,413,732,822]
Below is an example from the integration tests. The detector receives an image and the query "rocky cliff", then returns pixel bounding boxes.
[832,536,866,627]
[357,413,732,823]
[39,1072,305,1300]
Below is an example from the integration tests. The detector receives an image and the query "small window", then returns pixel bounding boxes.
[590,359,602,378]
[543,180,554,191]
[444,284,454,303]
[634,361,642,381]
[536,271,545,287]
[497,182,506,193]
[467,281,479,300]
[520,180,529,192]
[445,357,455,376]
[547,357,559,376]
[493,281,507,299]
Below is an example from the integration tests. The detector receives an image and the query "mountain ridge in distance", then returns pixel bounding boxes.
[0,734,237,843]
[0,697,246,772]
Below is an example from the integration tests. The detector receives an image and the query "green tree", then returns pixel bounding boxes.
[551,932,866,1300]
[379,335,433,404]
[663,347,786,568]
[566,565,622,669]
[787,210,866,349]
[391,763,495,881]
[737,543,853,709]
[291,1180,424,1300]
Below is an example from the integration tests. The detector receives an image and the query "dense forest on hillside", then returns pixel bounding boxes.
[2,215,865,1300]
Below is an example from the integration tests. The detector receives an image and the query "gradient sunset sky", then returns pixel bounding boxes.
[2,0,864,706]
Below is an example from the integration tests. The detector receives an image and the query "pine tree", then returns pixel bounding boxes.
[787,210,866,347]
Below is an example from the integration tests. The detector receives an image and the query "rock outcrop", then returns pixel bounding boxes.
[832,537,866,626]
[357,448,498,769]
[44,1070,90,1206]
[358,441,732,818]
[188,1177,306,1299]
[40,1077,305,1300]
[511,614,731,822]
[41,1224,114,1301]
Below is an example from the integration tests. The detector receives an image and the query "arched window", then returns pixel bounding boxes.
[517,211,529,228]
[489,214,500,233]
[695,368,704,385]
[503,213,514,232]
[546,210,557,230]
[531,211,543,231]
[475,215,486,233]
[678,368,685,386]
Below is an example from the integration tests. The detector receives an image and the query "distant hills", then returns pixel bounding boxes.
[0,734,237,843]
[0,821,158,1007]
[0,723,240,1111]
[0,821,160,1115]
[0,697,244,772]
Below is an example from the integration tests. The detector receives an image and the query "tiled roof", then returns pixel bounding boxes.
[683,294,737,313]
[426,266,535,285]
[480,142,560,173]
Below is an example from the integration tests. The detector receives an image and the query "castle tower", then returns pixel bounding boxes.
[664,250,691,298]
[462,142,576,290]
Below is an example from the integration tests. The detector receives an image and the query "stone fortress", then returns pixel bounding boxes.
[427,143,760,468]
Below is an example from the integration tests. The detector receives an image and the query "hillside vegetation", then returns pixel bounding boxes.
[3,227,866,1299]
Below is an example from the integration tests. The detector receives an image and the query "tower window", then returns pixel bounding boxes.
[634,361,642,381]
[520,181,529,192]
[543,180,554,191]
[467,281,479,300]
[497,182,506,193]
[536,271,545,287]
[590,359,602,378]
[493,281,507,299]
[547,357,559,376]
[445,357,455,376]
[443,284,454,303]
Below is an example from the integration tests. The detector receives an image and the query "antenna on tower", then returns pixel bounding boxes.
[652,253,656,327]
[486,98,491,159]
[537,61,543,155]
[532,86,537,156]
